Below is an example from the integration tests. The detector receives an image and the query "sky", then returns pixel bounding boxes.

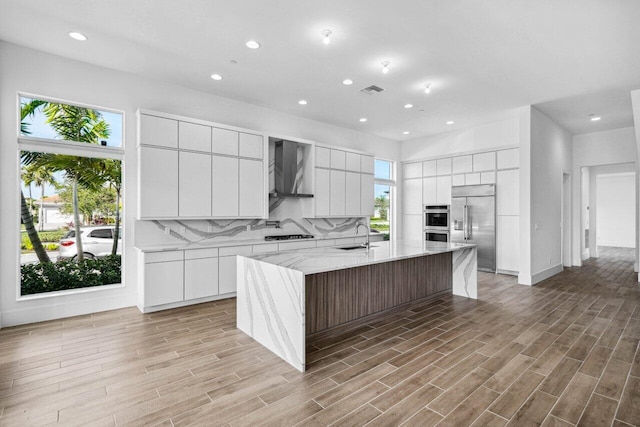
[20,98,123,200]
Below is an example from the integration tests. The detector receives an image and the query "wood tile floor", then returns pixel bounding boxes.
[1,246,639,426]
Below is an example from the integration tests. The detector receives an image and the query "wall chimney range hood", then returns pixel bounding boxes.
[269,140,314,198]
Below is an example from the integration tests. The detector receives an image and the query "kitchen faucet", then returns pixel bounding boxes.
[356,221,370,251]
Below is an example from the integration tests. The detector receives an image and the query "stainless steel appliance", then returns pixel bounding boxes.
[424,205,450,242]
[451,184,496,272]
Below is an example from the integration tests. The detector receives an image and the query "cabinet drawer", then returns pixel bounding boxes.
[184,248,219,260]
[145,250,184,264]
[219,246,253,257]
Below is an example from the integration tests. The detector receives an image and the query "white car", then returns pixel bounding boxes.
[59,226,122,260]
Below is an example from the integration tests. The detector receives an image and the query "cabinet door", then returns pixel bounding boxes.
[497,216,520,272]
[403,214,423,240]
[452,156,472,174]
[315,168,331,217]
[422,160,437,177]
[212,155,239,217]
[179,151,212,217]
[179,121,211,152]
[219,256,237,294]
[360,174,374,216]
[139,114,178,148]
[239,133,263,159]
[497,169,519,215]
[404,162,422,179]
[316,147,331,168]
[345,171,361,216]
[345,152,360,172]
[436,158,452,175]
[498,148,519,169]
[239,158,264,217]
[473,152,496,172]
[184,258,219,300]
[422,177,437,205]
[330,170,346,216]
[330,150,346,169]
[436,175,452,204]
[403,179,422,214]
[212,128,239,156]
[139,147,178,218]
[360,155,374,174]
[145,260,184,306]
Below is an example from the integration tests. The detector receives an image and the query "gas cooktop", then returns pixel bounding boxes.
[264,234,314,241]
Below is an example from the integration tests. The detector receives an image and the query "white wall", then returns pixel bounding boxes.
[596,173,635,248]
[631,89,640,277]
[519,107,573,285]
[0,41,400,327]
[571,127,637,266]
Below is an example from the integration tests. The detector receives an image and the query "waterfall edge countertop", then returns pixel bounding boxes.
[246,240,477,275]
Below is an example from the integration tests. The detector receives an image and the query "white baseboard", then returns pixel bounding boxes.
[1,294,136,328]
[518,264,564,286]
[497,269,518,276]
[597,241,635,248]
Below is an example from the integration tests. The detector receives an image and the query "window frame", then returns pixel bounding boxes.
[373,158,396,240]
[16,92,126,301]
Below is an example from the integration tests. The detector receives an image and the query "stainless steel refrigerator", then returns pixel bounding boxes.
[451,184,496,272]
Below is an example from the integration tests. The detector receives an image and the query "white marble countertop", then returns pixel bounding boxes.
[245,240,476,275]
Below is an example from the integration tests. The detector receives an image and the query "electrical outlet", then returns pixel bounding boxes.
[207,225,213,233]
[164,226,171,235]
[246,224,251,231]
[180,226,186,234]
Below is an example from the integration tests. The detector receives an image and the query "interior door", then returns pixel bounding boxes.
[467,196,496,272]
[450,197,466,244]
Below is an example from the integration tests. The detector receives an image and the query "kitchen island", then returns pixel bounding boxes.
[236,240,477,371]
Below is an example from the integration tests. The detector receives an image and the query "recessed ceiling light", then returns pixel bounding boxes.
[210,74,223,81]
[246,40,261,49]
[446,121,455,125]
[404,104,413,109]
[589,114,601,121]
[68,31,87,41]
[424,84,432,94]
[381,61,390,74]
[321,29,332,45]
[359,118,367,122]
[342,79,353,85]
[298,99,307,105]
[402,131,410,135]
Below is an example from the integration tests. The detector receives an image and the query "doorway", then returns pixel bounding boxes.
[562,173,572,267]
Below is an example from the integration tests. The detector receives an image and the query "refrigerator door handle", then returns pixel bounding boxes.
[463,205,468,240]
[466,205,472,240]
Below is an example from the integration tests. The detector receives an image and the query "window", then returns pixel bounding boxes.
[19,95,124,297]
[372,159,395,240]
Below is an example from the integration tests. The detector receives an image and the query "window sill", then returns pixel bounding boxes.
[17,282,125,302]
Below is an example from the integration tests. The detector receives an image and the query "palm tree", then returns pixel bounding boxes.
[20,99,50,263]
[30,165,58,231]
[103,160,122,255]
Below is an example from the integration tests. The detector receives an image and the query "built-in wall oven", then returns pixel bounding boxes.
[424,205,450,242]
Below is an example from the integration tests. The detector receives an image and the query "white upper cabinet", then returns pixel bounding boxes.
[239,133,263,159]
[330,149,346,170]
[360,174,374,216]
[330,170,346,216]
[212,127,239,156]
[497,148,520,169]
[179,151,212,217]
[436,158,452,175]
[403,178,422,214]
[423,160,437,177]
[345,152,361,172]
[314,168,331,217]
[452,156,472,174]
[436,175,452,204]
[422,177,437,205]
[361,155,374,174]
[473,152,496,172]
[404,162,422,179]
[212,155,239,217]
[316,146,331,168]
[497,169,519,215]
[178,121,211,152]
[239,159,264,217]
[139,114,178,148]
[139,146,178,218]
[345,171,361,216]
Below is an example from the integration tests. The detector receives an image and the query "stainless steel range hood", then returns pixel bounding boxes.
[269,140,314,198]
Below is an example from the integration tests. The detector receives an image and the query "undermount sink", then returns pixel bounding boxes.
[337,245,378,250]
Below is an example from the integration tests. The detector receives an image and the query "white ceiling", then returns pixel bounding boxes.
[1,0,639,140]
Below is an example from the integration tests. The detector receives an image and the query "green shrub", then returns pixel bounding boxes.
[21,255,121,295]
[21,229,67,250]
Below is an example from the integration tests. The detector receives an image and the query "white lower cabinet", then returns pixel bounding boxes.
[497,216,520,273]
[184,249,219,300]
[218,246,253,295]
[144,251,184,307]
